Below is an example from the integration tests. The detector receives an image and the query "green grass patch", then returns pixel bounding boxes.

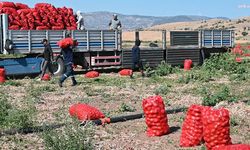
[3,80,22,86]
[0,93,36,129]
[42,122,94,150]
[200,85,238,106]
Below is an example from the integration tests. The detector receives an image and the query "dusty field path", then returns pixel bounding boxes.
[0,69,249,150]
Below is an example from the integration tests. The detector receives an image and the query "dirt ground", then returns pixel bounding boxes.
[0,71,249,150]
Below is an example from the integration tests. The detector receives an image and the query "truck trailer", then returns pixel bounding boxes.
[0,14,234,76]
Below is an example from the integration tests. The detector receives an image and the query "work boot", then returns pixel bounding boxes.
[72,82,77,86]
[71,77,77,86]
[130,72,134,79]
[58,81,63,87]
[141,71,145,78]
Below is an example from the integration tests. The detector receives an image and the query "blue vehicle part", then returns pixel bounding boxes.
[0,57,43,76]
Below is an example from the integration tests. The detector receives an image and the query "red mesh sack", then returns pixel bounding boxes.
[9,25,20,30]
[0,69,5,84]
[0,68,5,76]
[11,20,22,26]
[119,69,133,76]
[35,3,51,8]
[57,37,74,49]
[36,26,49,30]
[85,71,100,78]
[8,15,14,22]
[0,2,16,8]
[69,103,105,121]
[235,57,242,63]
[180,105,203,147]
[67,26,77,30]
[42,74,50,81]
[20,27,29,30]
[34,21,43,26]
[142,95,169,137]
[17,9,31,15]
[202,107,232,150]
[232,48,243,55]
[52,26,63,30]
[1,7,17,15]
[212,144,250,150]
[15,3,29,9]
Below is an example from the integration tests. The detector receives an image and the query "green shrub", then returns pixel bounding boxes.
[119,103,136,112]
[189,53,249,82]
[242,31,248,36]
[27,84,55,103]
[230,116,239,127]
[154,84,170,95]
[0,93,36,129]
[0,93,12,125]
[42,123,94,150]
[154,62,176,76]
[3,80,22,86]
[5,108,35,129]
[201,85,237,106]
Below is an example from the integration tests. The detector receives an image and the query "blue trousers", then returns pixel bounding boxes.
[59,64,77,84]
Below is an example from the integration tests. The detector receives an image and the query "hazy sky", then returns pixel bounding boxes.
[7,0,250,18]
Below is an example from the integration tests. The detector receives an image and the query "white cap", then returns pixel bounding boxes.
[77,10,82,16]
[113,14,117,17]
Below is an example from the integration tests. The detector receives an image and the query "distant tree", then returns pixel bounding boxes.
[242,31,248,36]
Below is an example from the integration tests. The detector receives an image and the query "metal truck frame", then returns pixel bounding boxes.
[0,14,235,76]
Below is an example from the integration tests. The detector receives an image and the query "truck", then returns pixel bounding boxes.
[0,14,235,76]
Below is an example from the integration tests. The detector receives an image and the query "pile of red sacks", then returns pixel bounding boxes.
[180,105,245,150]
[69,103,105,121]
[142,95,170,137]
[0,2,77,30]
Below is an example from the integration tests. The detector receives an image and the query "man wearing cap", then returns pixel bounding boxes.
[76,10,85,30]
[37,39,54,81]
[58,33,77,87]
[109,14,122,30]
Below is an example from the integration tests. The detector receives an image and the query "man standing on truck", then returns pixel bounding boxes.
[130,39,145,78]
[37,39,54,81]
[109,14,122,30]
[76,10,85,30]
[58,33,77,87]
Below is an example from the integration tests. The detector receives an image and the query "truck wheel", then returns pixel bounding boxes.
[52,57,64,76]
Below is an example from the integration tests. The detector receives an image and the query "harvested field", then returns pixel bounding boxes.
[0,52,250,150]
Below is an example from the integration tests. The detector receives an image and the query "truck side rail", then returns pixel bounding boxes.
[200,30,234,48]
[6,30,122,54]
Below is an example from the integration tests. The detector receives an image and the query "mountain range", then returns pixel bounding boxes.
[82,11,229,30]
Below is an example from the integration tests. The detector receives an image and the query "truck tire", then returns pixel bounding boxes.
[52,57,64,76]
